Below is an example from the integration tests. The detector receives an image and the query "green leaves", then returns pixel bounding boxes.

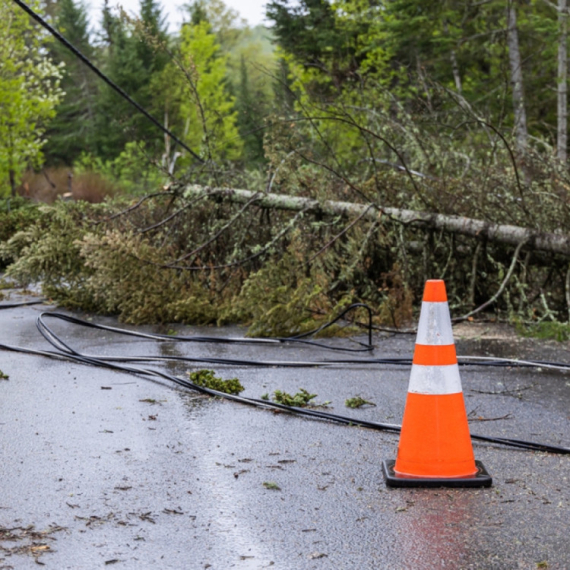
[0,0,63,195]
[272,388,318,407]
[188,369,244,395]
[345,397,375,409]
[176,21,243,162]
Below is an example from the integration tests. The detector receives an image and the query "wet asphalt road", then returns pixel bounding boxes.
[1,297,570,569]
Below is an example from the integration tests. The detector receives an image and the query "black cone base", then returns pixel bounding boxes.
[382,459,492,488]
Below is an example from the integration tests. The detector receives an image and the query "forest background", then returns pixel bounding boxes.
[2,0,570,339]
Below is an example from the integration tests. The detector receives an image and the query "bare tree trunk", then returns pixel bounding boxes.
[507,3,528,152]
[450,50,463,94]
[559,0,568,163]
[444,21,462,93]
[416,57,434,112]
[183,185,570,257]
[7,127,16,197]
[9,169,16,198]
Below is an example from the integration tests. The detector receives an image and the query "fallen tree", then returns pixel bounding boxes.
[183,184,570,258]
[2,182,570,332]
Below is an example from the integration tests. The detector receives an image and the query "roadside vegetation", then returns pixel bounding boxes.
[2,0,570,338]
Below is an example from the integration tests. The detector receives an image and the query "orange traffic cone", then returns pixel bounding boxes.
[383,280,492,488]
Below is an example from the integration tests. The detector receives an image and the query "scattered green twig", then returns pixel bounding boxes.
[139,398,163,405]
[270,388,330,407]
[188,369,244,395]
[345,396,375,408]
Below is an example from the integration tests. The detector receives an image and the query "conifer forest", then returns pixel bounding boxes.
[2,0,570,337]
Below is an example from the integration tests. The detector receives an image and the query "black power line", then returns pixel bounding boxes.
[1,301,569,454]
[11,0,204,164]
[0,310,564,454]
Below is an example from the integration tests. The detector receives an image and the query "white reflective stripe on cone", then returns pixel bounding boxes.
[408,363,463,395]
[416,301,454,345]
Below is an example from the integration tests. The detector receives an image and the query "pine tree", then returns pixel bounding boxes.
[94,0,169,160]
[266,0,361,90]
[269,0,562,149]
[44,0,97,165]
[133,0,169,139]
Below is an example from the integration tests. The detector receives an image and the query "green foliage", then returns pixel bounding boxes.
[188,369,244,394]
[237,248,332,337]
[1,197,235,324]
[234,56,265,164]
[345,396,375,409]
[0,200,101,307]
[94,0,170,160]
[0,199,42,249]
[516,321,570,343]
[226,27,276,165]
[266,0,362,90]
[175,20,243,162]
[74,143,165,195]
[271,0,562,146]
[0,370,8,380]
[45,0,98,165]
[0,0,64,195]
[271,388,318,407]
[78,229,224,323]
[262,481,281,490]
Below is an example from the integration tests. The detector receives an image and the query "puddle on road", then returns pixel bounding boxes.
[390,489,490,569]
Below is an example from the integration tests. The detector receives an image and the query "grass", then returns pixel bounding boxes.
[0,278,15,290]
[516,321,570,342]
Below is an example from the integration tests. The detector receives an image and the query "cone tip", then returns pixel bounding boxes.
[423,280,447,302]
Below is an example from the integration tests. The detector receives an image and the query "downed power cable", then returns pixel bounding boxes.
[0,307,569,455]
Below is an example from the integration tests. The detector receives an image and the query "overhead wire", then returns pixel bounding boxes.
[10,0,205,165]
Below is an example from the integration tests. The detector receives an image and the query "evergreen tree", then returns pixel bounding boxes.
[94,0,169,160]
[44,0,97,165]
[268,0,561,148]
[266,0,362,91]
[223,26,277,167]
[134,0,169,120]
[272,55,295,115]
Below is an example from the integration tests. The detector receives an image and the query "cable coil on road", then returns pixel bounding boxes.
[0,303,570,455]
